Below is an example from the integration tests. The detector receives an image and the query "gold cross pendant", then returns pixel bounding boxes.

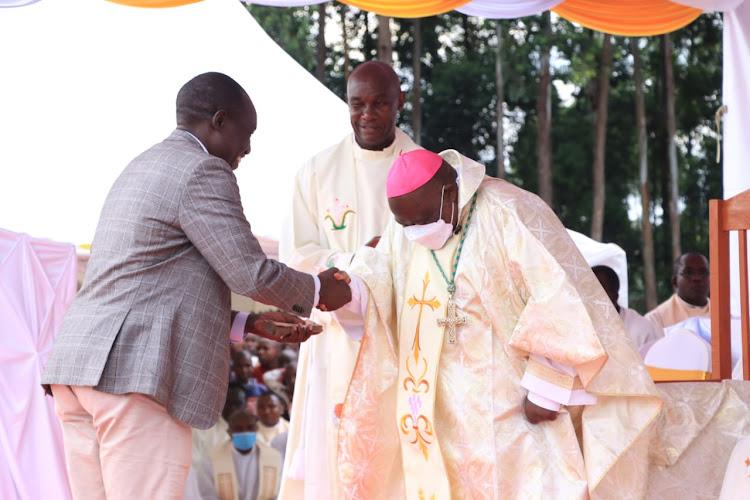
[437,298,467,344]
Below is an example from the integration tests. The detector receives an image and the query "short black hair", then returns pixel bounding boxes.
[258,392,284,406]
[232,350,251,363]
[228,408,258,426]
[176,72,250,125]
[592,265,619,290]
[673,252,708,278]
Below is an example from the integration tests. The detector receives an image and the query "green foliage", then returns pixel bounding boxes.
[245,4,317,73]
[248,4,723,313]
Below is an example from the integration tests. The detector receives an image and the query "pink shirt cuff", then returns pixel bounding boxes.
[230,312,249,343]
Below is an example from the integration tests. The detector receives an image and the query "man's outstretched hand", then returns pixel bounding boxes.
[523,396,559,424]
[250,311,323,343]
[317,267,352,311]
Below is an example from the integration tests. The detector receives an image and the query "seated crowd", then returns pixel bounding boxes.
[184,336,297,500]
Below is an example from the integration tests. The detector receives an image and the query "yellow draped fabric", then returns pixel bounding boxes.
[553,0,702,36]
[646,366,709,381]
[106,0,201,8]
[340,0,471,18]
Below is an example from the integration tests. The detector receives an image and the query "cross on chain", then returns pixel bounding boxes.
[437,298,466,344]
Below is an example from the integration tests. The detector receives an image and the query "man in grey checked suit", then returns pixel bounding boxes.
[41,72,351,500]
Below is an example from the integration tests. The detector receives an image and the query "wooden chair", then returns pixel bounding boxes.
[709,188,750,380]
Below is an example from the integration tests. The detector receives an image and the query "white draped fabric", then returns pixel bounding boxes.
[0,229,76,500]
[567,229,629,309]
[723,0,750,199]
[0,0,39,7]
[721,0,750,361]
[457,0,562,18]
[673,0,745,11]
[0,0,349,245]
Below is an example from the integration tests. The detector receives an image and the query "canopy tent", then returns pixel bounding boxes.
[1,0,745,306]
[0,0,351,245]
[1,0,746,243]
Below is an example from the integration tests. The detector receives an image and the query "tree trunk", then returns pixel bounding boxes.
[536,12,553,206]
[631,38,658,311]
[590,33,613,241]
[662,33,682,261]
[340,6,350,80]
[315,4,326,83]
[377,15,392,64]
[412,19,422,145]
[495,20,505,179]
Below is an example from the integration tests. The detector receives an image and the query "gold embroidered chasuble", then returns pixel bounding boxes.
[336,150,663,499]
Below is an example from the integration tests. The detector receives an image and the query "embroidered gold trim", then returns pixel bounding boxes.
[526,358,584,390]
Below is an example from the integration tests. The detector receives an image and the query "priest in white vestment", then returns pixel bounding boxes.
[185,385,247,500]
[278,61,419,499]
[645,252,710,329]
[202,410,283,500]
[335,149,663,499]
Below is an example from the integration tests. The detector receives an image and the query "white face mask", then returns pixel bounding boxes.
[403,185,455,250]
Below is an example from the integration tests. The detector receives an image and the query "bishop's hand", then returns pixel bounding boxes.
[523,396,558,424]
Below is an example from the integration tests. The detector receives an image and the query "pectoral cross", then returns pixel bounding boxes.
[437,298,466,344]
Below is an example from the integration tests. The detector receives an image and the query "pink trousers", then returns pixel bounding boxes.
[52,385,192,500]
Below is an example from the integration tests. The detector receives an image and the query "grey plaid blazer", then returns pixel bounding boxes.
[42,129,314,429]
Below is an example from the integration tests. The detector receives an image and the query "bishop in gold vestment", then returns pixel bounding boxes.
[335,149,662,499]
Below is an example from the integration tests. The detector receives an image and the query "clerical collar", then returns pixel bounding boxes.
[352,131,401,161]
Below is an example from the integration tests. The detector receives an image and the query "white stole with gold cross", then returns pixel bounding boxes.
[396,236,462,500]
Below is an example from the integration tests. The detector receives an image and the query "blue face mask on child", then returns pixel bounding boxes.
[231,432,257,452]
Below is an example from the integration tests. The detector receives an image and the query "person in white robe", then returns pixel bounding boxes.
[646,252,710,329]
[278,61,420,499]
[200,409,283,500]
[592,265,664,358]
[185,384,247,500]
[256,393,289,446]
[332,149,662,499]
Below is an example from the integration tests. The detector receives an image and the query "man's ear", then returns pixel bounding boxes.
[445,178,459,199]
[211,109,227,130]
[671,275,678,290]
[397,90,406,111]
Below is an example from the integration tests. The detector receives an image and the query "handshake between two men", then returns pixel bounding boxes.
[245,266,354,345]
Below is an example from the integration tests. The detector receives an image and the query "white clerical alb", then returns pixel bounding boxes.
[278,129,420,500]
